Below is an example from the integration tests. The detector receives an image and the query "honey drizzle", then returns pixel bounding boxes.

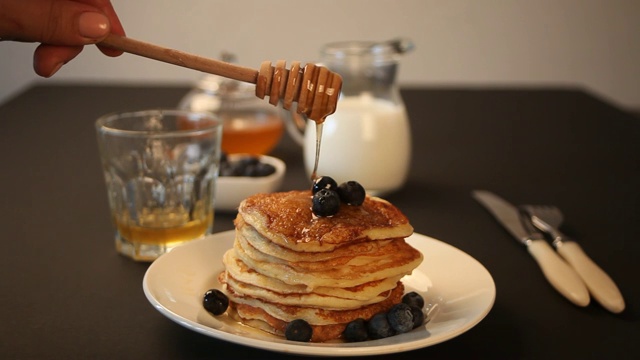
[310,122,324,182]
[254,61,340,183]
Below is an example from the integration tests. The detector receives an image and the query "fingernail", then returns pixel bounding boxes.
[78,12,110,39]
[48,62,64,77]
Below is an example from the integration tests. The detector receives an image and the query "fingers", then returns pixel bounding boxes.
[0,0,126,76]
[0,0,111,45]
[33,44,84,77]
[0,0,127,77]
[75,0,126,56]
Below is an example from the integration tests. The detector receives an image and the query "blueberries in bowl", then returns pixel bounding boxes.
[219,153,276,177]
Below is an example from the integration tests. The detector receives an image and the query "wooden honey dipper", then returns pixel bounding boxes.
[100,34,342,122]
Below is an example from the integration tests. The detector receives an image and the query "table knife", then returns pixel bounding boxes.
[472,190,590,307]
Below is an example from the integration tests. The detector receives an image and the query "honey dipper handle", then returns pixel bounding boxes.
[100,34,259,84]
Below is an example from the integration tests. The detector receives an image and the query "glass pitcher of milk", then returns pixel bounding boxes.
[294,39,413,196]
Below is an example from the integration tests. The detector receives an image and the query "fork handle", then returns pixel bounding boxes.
[556,241,625,313]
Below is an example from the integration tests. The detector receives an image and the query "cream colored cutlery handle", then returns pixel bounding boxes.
[557,241,625,313]
[527,240,590,307]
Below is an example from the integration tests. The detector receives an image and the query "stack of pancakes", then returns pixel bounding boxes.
[218,190,423,342]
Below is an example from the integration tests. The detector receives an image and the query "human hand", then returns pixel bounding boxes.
[0,0,126,77]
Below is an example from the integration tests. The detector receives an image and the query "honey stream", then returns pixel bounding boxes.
[255,62,340,183]
[310,122,324,181]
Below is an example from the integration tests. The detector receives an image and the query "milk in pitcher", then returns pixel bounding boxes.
[303,93,411,196]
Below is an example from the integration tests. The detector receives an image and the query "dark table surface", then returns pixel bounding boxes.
[1,84,638,359]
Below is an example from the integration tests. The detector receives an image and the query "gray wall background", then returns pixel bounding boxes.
[1,0,638,109]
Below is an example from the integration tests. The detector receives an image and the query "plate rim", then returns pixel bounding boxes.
[143,231,496,356]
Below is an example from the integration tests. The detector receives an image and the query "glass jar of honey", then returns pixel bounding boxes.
[178,55,285,155]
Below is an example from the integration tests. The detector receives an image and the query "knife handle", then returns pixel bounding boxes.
[556,241,625,313]
[527,240,590,307]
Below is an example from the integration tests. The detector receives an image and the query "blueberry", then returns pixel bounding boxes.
[218,155,276,177]
[233,156,256,175]
[402,291,425,309]
[242,161,275,177]
[219,163,235,177]
[409,305,425,329]
[202,289,228,316]
[219,158,244,176]
[285,319,313,342]
[337,181,366,205]
[367,312,394,339]
[312,176,338,194]
[220,151,229,165]
[312,189,340,217]
[238,156,260,168]
[343,318,368,342]
[387,303,414,334]
[252,162,276,177]
[242,163,258,177]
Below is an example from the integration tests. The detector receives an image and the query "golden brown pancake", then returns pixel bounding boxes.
[239,190,414,252]
[231,234,421,289]
[222,251,404,300]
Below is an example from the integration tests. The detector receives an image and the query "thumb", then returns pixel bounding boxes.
[0,0,111,45]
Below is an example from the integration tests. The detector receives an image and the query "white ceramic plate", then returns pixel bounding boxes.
[143,231,496,357]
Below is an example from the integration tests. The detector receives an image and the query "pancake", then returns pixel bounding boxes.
[217,189,422,342]
[231,233,422,289]
[222,249,404,300]
[223,273,391,309]
[236,215,398,262]
[238,190,414,252]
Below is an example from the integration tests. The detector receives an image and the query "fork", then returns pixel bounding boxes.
[520,205,625,313]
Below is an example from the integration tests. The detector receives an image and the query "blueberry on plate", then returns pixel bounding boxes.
[343,318,368,342]
[337,181,366,205]
[402,291,425,309]
[312,176,338,194]
[367,312,394,339]
[387,303,414,334]
[312,188,340,217]
[202,289,228,316]
[409,305,425,329]
[285,319,313,342]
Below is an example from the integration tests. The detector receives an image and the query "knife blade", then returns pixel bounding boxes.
[472,190,589,307]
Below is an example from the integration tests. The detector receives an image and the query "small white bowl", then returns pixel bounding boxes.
[214,154,286,212]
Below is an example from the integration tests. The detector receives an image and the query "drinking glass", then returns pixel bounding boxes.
[95,109,222,261]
